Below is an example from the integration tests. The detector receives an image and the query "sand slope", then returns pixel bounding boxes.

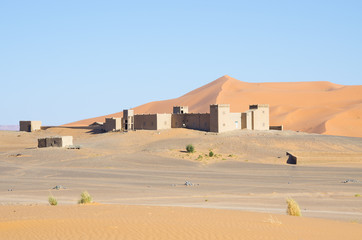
[65,75,362,137]
[0,205,361,240]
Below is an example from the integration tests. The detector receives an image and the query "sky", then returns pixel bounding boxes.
[0,0,361,126]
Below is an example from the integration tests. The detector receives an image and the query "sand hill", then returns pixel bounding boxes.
[65,75,362,137]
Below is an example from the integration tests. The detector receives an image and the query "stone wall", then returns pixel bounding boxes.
[134,114,158,130]
[171,113,210,131]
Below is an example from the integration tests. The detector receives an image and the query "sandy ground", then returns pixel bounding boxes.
[1,204,362,240]
[65,75,362,137]
[1,128,362,239]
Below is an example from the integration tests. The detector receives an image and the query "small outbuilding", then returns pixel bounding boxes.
[38,136,73,148]
[104,118,122,132]
[19,121,42,132]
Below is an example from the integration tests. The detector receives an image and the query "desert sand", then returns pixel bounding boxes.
[1,127,362,239]
[64,75,362,138]
[1,204,362,240]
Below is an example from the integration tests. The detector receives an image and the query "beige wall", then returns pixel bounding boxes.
[104,118,122,132]
[19,121,41,132]
[156,114,172,130]
[229,113,242,130]
[250,105,269,130]
[210,104,236,133]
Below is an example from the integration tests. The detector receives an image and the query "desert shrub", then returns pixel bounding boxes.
[186,144,195,153]
[48,195,58,206]
[355,194,361,197]
[78,191,92,204]
[197,155,203,161]
[209,150,214,157]
[286,198,301,216]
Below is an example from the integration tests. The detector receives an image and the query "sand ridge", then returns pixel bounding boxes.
[64,75,362,137]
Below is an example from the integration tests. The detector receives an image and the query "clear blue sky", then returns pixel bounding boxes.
[1,0,361,125]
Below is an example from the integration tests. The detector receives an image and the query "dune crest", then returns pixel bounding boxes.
[64,76,362,137]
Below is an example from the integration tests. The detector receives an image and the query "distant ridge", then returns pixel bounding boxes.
[64,75,362,137]
[0,125,19,131]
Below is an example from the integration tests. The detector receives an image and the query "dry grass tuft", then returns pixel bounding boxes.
[78,191,93,204]
[186,144,195,153]
[48,195,58,206]
[286,198,301,216]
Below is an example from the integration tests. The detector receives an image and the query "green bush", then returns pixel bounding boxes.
[209,150,214,157]
[48,195,58,206]
[186,144,195,153]
[78,191,93,204]
[286,198,301,216]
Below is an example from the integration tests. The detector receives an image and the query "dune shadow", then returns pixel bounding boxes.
[86,128,106,135]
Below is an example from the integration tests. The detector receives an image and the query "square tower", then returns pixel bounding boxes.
[210,104,230,133]
[173,106,188,114]
[249,104,269,130]
[123,109,134,131]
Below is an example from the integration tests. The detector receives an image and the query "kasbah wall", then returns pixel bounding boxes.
[103,104,270,133]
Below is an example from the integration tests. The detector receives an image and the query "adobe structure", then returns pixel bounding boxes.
[103,117,122,132]
[103,104,269,133]
[38,136,73,148]
[19,121,42,132]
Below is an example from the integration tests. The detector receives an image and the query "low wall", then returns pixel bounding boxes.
[38,136,73,148]
[270,125,283,131]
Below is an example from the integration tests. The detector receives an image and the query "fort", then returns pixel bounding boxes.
[103,104,270,133]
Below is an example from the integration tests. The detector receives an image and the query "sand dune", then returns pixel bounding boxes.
[65,75,362,137]
[1,205,361,240]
